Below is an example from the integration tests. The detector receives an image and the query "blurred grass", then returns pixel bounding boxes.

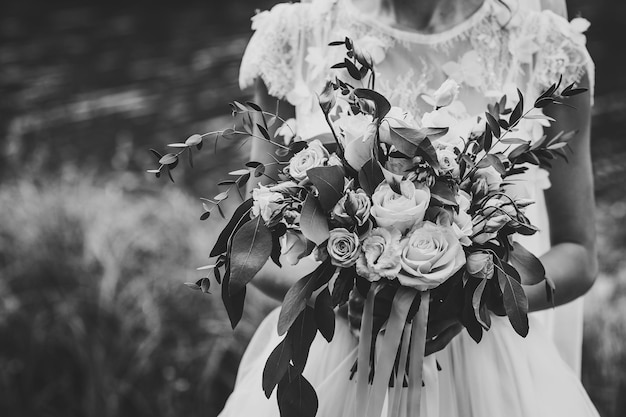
[0,170,275,417]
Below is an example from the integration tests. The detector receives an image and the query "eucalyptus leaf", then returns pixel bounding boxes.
[358,158,385,196]
[314,288,335,342]
[497,266,529,337]
[485,112,501,139]
[509,242,546,285]
[307,166,345,211]
[472,278,489,330]
[229,216,273,295]
[300,194,330,246]
[289,307,318,374]
[277,259,335,336]
[354,88,391,119]
[159,153,178,165]
[262,339,293,398]
[210,199,254,257]
[277,371,318,417]
[185,134,203,146]
[221,268,246,329]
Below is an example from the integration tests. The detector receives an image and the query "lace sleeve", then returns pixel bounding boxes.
[238,3,305,101]
[531,11,595,96]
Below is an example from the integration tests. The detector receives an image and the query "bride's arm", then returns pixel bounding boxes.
[525,74,598,312]
[247,80,322,301]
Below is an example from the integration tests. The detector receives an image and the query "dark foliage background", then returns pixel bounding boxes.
[0,1,624,416]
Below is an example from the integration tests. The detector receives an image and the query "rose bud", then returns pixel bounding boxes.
[318,81,336,114]
[332,189,371,227]
[466,252,495,280]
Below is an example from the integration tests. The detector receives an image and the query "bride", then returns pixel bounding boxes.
[220,0,598,416]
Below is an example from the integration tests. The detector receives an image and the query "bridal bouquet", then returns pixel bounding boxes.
[149,38,586,417]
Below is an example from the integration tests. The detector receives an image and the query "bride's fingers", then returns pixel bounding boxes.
[425,322,463,356]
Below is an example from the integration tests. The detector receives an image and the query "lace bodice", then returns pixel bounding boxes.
[239,0,593,141]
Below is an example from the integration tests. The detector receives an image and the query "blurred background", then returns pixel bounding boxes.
[0,0,624,416]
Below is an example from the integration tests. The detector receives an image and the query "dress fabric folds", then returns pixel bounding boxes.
[220,1,599,416]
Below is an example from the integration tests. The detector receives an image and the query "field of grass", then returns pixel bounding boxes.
[0,171,276,417]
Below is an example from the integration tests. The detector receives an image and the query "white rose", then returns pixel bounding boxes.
[466,252,495,280]
[288,139,329,181]
[335,113,376,170]
[473,166,503,193]
[398,221,466,290]
[252,185,285,222]
[436,145,460,177]
[371,180,430,233]
[356,227,402,281]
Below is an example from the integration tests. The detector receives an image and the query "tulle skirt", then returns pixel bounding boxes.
[218,306,599,417]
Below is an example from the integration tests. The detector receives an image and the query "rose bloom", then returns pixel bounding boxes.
[252,185,285,222]
[332,189,371,226]
[371,180,430,233]
[327,228,361,268]
[356,227,402,281]
[335,113,376,170]
[435,144,460,177]
[466,252,495,280]
[398,222,466,290]
[473,166,503,193]
[288,139,329,181]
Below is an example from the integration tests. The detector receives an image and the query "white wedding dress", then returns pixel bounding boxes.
[220,0,598,416]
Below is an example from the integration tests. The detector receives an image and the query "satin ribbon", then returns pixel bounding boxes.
[355,286,430,417]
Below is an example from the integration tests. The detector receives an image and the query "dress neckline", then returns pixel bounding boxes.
[341,0,493,45]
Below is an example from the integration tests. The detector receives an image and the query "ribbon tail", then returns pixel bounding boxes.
[406,291,430,416]
[355,283,379,417]
[389,322,412,417]
[365,287,416,417]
